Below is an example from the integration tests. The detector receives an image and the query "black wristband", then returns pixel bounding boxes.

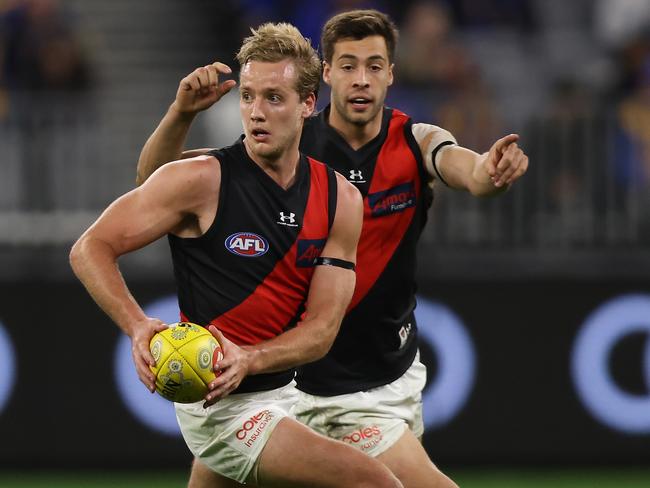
[313,256,355,271]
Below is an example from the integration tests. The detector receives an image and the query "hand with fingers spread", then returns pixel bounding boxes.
[483,133,529,188]
[171,62,237,116]
[203,325,253,408]
[129,317,168,393]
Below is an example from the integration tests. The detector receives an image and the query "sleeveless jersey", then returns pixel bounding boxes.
[297,106,433,395]
[168,138,337,393]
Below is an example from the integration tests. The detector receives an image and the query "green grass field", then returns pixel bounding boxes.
[1,469,650,487]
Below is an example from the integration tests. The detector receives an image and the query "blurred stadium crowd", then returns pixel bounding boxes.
[1,0,650,279]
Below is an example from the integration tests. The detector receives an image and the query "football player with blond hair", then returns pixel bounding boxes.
[72,22,403,488]
[137,10,528,488]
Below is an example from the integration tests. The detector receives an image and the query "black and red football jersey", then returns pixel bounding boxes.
[297,106,435,395]
[168,138,337,393]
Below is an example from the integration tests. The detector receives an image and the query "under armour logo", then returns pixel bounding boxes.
[279,212,295,223]
[349,170,366,183]
[277,211,298,227]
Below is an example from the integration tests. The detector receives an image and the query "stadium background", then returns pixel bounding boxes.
[1,0,650,486]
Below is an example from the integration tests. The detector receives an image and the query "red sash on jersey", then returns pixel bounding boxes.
[192,159,331,345]
[348,110,421,310]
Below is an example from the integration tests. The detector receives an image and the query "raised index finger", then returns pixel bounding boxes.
[211,62,232,75]
[494,133,519,154]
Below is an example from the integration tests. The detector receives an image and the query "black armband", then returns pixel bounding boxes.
[431,141,455,187]
[313,256,355,271]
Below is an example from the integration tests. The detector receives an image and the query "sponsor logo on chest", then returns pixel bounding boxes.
[225,232,269,257]
[367,182,416,217]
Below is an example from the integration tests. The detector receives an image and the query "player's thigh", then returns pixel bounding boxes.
[188,458,249,488]
[257,417,402,488]
[376,429,458,488]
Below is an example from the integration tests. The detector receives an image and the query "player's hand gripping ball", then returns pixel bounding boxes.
[149,322,223,403]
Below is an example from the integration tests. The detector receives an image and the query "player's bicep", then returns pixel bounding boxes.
[81,191,179,257]
[83,162,203,255]
[304,261,355,317]
[412,122,456,185]
[299,177,362,339]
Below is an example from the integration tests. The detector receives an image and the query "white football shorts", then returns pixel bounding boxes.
[174,380,298,484]
[295,353,426,457]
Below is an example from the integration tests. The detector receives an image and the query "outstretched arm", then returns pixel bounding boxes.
[436,134,529,195]
[205,174,364,403]
[136,62,234,185]
[414,124,529,196]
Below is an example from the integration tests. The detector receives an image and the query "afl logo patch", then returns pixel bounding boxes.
[225,232,269,257]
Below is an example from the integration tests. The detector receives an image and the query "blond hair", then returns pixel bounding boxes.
[236,22,321,100]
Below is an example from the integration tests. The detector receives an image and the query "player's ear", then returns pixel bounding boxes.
[323,61,332,86]
[302,92,316,118]
[388,63,394,87]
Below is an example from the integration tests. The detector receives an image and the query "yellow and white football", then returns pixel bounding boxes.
[149,322,222,403]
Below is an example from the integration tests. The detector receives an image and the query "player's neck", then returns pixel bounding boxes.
[262,156,300,190]
[246,141,301,190]
[328,106,383,151]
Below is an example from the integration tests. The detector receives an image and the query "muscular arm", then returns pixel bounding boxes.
[436,145,507,197]
[436,137,528,196]
[70,157,220,388]
[136,62,234,185]
[206,175,363,402]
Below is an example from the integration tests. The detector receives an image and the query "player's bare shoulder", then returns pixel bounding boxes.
[331,172,363,251]
[411,123,456,148]
[148,154,221,204]
[138,154,223,233]
[335,172,363,216]
[157,154,220,187]
[181,154,221,197]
